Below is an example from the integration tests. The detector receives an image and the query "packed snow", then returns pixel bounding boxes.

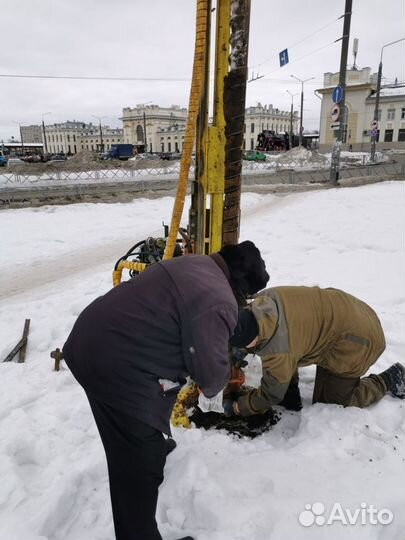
[0,182,404,540]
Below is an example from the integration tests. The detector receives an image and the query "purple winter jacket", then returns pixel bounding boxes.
[63,254,238,434]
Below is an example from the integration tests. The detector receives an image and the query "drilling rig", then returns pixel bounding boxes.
[111,1,277,435]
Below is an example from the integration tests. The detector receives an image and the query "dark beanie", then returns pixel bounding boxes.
[230,309,259,348]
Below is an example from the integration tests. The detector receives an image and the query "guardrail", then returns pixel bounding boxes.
[1,161,403,208]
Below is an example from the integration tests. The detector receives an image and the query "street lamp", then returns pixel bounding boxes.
[42,112,51,155]
[290,75,315,146]
[92,115,107,153]
[286,90,299,150]
[371,37,405,162]
[140,102,152,153]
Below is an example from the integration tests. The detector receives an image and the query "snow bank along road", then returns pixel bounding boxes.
[0,183,404,540]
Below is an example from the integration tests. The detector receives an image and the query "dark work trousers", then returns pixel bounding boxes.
[312,366,387,408]
[87,396,167,540]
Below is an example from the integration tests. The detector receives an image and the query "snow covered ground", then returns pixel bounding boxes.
[0,182,404,540]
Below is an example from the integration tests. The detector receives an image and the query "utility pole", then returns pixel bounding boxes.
[19,125,25,155]
[92,115,106,153]
[286,90,298,150]
[98,120,104,153]
[42,112,51,155]
[329,0,352,185]
[290,75,314,146]
[371,38,405,162]
[143,111,147,152]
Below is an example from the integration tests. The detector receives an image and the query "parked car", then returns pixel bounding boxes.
[7,158,26,167]
[131,153,157,161]
[22,154,41,163]
[159,152,181,161]
[0,155,7,167]
[243,150,266,161]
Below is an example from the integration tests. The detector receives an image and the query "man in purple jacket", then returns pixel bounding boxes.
[63,241,268,540]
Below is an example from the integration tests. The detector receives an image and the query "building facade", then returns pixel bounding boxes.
[77,128,123,153]
[122,102,298,153]
[20,125,43,144]
[244,103,299,150]
[43,121,123,154]
[317,67,405,151]
[121,104,188,153]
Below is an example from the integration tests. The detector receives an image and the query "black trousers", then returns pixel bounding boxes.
[88,396,167,540]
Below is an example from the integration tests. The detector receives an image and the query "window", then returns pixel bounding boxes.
[250,123,255,133]
[401,108,405,120]
[136,125,144,142]
[175,142,179,152]
[67,135,70,142]
[387,109,395,121]
[161,143,164,152]
[384,129,393,142]
[73,135,76,142]
[168,142,172,152]
[250,139,254,150]
[398,129,405,142]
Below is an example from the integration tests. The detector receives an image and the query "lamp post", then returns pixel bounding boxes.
[371,37,405,162]
[140,102,152,153]
[286,90,299,150]
[92,115,107,153]
[42,112,51,155]
[290,75,315,146]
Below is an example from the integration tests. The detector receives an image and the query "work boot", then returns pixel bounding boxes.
[279,371,303,411]
[379,363,405,399]
[166,437,177,455]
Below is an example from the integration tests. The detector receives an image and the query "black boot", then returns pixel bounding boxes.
[379,363,405,399]
[166,437,177,455]
[279,371,303,411]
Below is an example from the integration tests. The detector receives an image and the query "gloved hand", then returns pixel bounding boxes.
[223,399,239,417]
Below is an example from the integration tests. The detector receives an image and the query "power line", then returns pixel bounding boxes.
[0,74,191,82]
[249,13,342,71]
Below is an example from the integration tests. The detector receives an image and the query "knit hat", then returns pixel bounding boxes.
[230,309,259,348]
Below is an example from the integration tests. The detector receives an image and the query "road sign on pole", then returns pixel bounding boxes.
[330,104,340,122]
[330,122,340,130]
[332,85,344,104]
[279,49,289,67]
[371,120,379,129]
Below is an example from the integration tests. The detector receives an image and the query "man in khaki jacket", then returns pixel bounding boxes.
[227,286,405,416]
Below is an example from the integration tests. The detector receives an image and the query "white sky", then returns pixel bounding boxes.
[1,0,404,141]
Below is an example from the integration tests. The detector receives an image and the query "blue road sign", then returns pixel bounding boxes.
[332,86,344,104]
[279,49,289,67]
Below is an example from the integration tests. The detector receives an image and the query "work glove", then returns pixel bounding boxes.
[230,347,249,369]
[223,399,239,417]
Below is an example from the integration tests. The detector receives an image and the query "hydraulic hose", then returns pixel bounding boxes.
[163,0,210,260]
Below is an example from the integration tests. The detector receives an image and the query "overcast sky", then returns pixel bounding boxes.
[1,0,404,141]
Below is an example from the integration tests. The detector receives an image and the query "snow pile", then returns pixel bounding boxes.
[323,151,389,166]
[0,182,404,540]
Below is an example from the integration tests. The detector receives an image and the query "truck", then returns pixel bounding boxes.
[107,144,134,161]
